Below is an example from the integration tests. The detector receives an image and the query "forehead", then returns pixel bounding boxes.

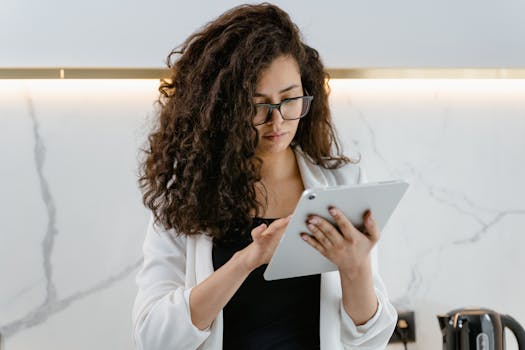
[255,56,301,94]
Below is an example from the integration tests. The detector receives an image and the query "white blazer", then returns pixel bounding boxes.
[132,147,397,350]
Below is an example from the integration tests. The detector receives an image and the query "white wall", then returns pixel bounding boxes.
[1,0,525,68]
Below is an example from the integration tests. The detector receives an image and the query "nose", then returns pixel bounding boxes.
[267,106,284,125]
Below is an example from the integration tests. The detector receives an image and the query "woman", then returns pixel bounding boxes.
[133,3,397,350]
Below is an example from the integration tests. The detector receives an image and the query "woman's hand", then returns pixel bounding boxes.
[238,215,292,272]
[301,207,379,280]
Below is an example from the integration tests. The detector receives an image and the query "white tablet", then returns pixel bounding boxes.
[263,179,409,281]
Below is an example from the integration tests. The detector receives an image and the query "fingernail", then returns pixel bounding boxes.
[301,234,308,241]
[329,207,336,216]
[308,217,318,224]
[307,223,315,231]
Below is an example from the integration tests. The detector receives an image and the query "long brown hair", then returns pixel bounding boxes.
[139,3,351,239]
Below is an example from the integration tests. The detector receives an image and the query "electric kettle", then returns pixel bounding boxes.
[437,307,525,350]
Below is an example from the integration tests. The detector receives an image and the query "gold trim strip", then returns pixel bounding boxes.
[328,68,525,79]
[0,68,170,79]
[1,67,525,79]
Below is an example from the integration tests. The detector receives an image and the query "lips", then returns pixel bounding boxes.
[262,131,288,142]
[264,131,286,137]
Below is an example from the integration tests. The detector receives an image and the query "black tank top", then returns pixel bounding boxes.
[212,217,320,350]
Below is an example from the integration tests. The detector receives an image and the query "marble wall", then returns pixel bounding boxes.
[330,79,525,350]
[1,78,524,349]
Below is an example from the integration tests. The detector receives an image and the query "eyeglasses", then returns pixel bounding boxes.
[253,95,314,126]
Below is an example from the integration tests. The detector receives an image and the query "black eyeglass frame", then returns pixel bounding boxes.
[253,94,314,126]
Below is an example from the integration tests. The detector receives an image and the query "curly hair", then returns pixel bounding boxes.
[139,3,352,240]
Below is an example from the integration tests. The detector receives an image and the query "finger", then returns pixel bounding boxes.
[300,233,326,255]
[262,214,292,237]
[251,223,267,239]
[327,207,357,241]
[308,215,344,245]
[306,220,333,248]
[363,210,380,242]
[270,215,292,230]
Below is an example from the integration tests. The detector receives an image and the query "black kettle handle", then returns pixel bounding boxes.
[501,315,525,350]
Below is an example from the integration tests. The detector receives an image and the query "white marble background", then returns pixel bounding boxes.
[330,79,525,350]
[0,78,524,349]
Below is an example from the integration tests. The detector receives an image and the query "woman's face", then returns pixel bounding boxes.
[253,55,303,157]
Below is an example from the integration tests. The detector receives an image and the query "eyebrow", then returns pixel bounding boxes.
[254,84,300,97]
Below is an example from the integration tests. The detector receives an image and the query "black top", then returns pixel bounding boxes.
[212,217,321,350]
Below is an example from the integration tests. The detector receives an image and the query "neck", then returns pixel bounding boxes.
[256,147,299,183]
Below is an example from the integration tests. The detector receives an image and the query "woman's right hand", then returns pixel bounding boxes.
[238,215,292,272]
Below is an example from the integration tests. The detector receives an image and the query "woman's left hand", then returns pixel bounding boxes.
[301,207,379,279]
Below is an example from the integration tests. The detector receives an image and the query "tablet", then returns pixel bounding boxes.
[263,179,409,281]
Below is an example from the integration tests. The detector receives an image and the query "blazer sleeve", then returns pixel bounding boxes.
[132,215,211,350]
[339,164,398,349]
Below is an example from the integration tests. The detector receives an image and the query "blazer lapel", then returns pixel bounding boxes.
[294,146,330,189]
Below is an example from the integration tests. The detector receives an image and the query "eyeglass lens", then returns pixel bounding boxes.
[254,97,311,125]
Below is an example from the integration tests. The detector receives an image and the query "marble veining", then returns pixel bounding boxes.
[390,161,525,304]
[28,94,59,315]
[0,95,143,339]
[1,259,141,338]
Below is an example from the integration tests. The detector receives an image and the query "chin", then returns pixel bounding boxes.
[256,137,293,155]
